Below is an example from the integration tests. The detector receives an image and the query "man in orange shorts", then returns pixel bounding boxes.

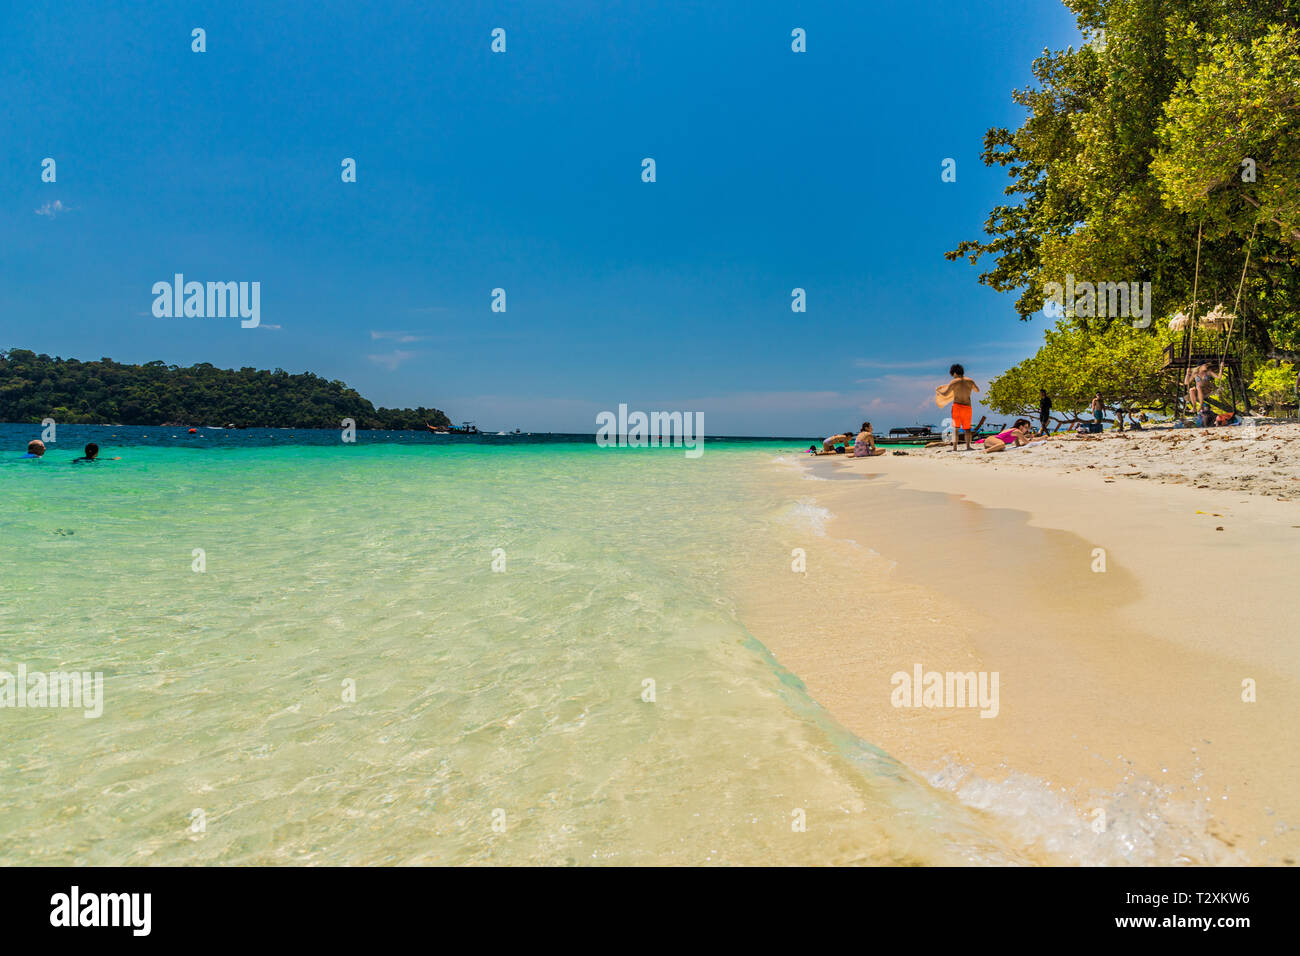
[935,363,980,451]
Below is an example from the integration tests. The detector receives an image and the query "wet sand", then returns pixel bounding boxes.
[735,449,1300,864]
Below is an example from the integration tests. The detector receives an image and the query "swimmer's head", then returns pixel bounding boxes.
[83,443,99,460]
[27,440,45,457]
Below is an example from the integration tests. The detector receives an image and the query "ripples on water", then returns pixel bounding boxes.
[0,427,1194,865]
[0,428,1030,864]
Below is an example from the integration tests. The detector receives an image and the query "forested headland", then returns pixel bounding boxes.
[0,349,452,429]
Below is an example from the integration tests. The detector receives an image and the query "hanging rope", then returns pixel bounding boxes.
[1219,216,1260,369]
[1185,215,1204,368]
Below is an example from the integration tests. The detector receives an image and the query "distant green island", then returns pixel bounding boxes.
[0,349,452,430]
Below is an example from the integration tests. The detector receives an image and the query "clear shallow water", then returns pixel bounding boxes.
[1,430,1024,865]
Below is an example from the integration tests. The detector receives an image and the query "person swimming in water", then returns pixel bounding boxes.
[23,440,45,458]
[72,443,117,462]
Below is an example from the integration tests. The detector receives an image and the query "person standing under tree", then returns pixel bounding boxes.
[1089,393,1105,431]
[1038,388,1052,436]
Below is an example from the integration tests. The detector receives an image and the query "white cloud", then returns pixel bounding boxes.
[853,358,947,370]
[370,330,426,343]
[368,349,418,370]
[35,200,69,217]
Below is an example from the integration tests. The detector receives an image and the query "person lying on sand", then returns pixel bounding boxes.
[821,431,854,454]
[980,419,1032,453]
[935,364,979,451]
[853,422,886,458]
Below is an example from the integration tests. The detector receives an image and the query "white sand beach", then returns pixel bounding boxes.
[903,423,1300,499]
[738,426,1300,864]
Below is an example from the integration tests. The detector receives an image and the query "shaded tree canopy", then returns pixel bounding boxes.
[984,320,1174,427]
[0,349,451,429]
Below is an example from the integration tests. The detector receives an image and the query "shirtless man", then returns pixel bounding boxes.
[1089,393,1106,431]
[935,364,979,451]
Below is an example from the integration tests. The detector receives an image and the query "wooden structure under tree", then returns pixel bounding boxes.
[1158,215,1260,418]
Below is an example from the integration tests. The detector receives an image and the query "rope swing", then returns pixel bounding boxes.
[1219,215,1260,370]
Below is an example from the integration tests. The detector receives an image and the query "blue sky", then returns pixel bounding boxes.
[2,0,1079,435]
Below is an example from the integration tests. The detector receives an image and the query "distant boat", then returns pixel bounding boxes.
[873,425,938,445]
[427,421,479,435]
[874,420,1002,445]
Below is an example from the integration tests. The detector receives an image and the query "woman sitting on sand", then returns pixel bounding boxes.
[853,422,886,458]
[980,419,1032,453]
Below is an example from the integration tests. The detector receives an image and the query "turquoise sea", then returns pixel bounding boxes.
[0,426,1028,865]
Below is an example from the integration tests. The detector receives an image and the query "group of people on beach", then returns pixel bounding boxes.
[813,364,1039,456]
[933,364,1035,452]
[814,423,887,457]
[22,440,109,462]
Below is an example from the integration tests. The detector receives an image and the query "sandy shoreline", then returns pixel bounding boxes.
[899,422,1300,499]
[736,427,1300,864]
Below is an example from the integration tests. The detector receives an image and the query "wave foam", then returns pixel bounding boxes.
[927,761,1244,866]
[785,499,833,537]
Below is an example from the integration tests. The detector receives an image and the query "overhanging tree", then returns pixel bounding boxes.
[985,320,1172,429]
[949,0,1300,380]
